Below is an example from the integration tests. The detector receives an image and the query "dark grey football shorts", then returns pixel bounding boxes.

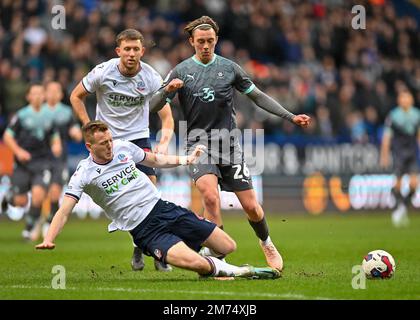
[393,152,419,176]
[130,200,217,263]
[187,143,253,192]
[11,159,52,195]
[50,157,69,186]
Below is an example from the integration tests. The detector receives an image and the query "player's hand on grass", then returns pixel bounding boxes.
[36,242,56,250]
[187,145,206,164]
[165,79,184,93]
[16,148,31,163]
[292,114,311,128]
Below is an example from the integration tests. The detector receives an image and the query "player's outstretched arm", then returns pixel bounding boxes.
[149,79,184,113]
[70,82,91,126]
[141,145,206,168]
[247,86,310,128]
[35,196,77,250]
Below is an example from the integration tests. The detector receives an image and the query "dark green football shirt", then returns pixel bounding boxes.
[6,105,59,161]
[165,54,255,147]
[43,102,80,159]
[384,106,420,156]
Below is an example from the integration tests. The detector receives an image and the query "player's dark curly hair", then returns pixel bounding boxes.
[184,16,219,37]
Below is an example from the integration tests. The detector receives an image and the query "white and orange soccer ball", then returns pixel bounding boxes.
[362,250,396,279]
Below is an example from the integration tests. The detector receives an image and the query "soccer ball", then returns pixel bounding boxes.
[362,250,396,279]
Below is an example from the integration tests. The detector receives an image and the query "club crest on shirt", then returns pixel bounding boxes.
[118,153,128,163]
[135,80,146,92]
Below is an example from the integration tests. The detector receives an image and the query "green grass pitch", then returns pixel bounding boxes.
[0,211,419,300]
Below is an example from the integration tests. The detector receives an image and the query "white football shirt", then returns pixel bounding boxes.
[82,58,162,140]
[65,139,160,231]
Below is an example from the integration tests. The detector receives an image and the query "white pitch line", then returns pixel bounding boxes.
[0,285,336,300]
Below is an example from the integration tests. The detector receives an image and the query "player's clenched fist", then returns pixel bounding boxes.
[165,79,184,93]
[187,145,206,164]
[292,114,311,128]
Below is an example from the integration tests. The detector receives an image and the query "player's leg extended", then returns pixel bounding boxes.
[145,174,172,272]
[391,175,407,227]
[201,227,236,257]
[235,189,284,271]
[409,174,418,199]
[130,137,172,272]
[165,241,280,279]
[10,164,30,228]
[406,173,418,214]
[391,155,406,210]
[25,184,47,241]
[195,174,223,227]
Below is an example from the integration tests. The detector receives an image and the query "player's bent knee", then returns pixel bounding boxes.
[243,202,260,215]
[202,192,220,208]
[224,238,236,254]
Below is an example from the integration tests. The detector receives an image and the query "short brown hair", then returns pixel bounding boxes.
[116,29,145,46]
[82,121,109,143]
[184,16,219,37]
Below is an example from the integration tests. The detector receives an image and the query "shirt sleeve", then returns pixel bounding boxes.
[232,62,255,94]
[150,70,164,95]
[162,68,180,102]
[65,164,86,201]
[82,63,105,93]
[383,114,393,137]
[126,141,146,163]
[5,114,21,137]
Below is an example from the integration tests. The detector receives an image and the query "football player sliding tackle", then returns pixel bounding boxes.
[36,121,280,280]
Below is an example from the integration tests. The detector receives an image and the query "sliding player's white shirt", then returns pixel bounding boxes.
[65,139,160,232]
[82,58,162,140]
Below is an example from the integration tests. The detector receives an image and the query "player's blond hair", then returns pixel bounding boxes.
[82,121,109,143]
[184,16,219,37]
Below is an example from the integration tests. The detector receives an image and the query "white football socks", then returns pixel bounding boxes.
[205,256,250,277]
[261,235,272,246]
[199,247,225,259]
